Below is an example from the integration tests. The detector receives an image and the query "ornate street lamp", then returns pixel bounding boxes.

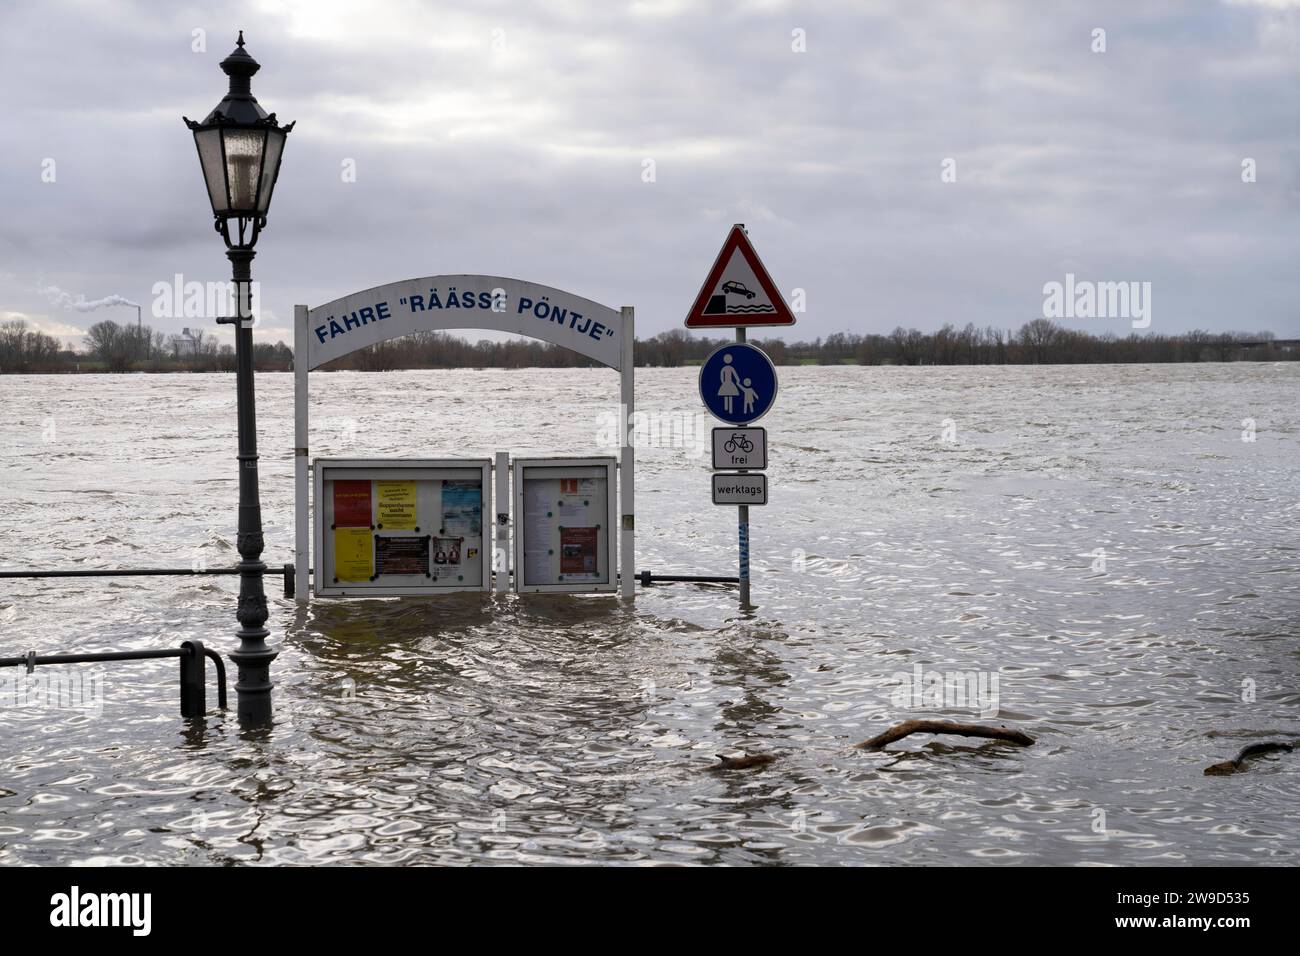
[184,31,293,727]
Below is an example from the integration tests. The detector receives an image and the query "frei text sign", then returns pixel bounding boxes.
[712,473,768,505]
[712,427,767,470]
[305,275,623,371]
[685,225,797,329]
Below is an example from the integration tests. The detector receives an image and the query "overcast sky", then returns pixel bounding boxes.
[1,0,1296,349]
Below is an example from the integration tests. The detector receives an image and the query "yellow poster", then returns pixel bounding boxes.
[377,481,418,530]
[334,528,373,582]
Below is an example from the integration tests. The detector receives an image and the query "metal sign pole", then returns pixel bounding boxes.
[688,223,790,610]
[735,326,751,606]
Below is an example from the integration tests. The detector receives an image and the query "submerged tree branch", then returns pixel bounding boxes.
[854,719,1035,751]
[1203,742,1293,776]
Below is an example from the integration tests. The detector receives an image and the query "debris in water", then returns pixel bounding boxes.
[854,719,1035,751]
[710,753,776,771]
[1203,741,1293,776]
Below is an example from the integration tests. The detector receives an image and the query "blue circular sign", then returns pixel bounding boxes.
[698,342,779,424]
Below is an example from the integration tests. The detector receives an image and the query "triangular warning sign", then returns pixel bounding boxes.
[684,225,796,329]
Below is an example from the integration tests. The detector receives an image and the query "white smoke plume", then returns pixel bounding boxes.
[39,284,140,312]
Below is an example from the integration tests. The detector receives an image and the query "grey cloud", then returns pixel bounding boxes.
[0,0,1296,347]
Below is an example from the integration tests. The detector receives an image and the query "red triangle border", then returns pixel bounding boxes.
[684,226,797,328]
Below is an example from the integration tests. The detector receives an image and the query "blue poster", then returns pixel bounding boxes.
[441,480,482,536]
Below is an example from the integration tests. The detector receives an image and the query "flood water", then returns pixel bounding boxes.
[0,363,1297,865]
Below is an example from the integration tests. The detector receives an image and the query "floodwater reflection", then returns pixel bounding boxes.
[0,365,1297,864]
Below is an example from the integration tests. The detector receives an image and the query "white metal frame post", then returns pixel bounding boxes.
[294,304,310,602]
[494,450,509,593]
[619,307,635,599]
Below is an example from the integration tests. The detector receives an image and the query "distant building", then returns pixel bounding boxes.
[175,328,198,356]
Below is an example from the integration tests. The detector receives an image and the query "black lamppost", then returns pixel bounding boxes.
[184,31,293,727]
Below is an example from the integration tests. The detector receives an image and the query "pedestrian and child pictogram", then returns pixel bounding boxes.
[698,342,779,425]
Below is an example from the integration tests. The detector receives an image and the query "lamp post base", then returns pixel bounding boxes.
[230,628,275,726]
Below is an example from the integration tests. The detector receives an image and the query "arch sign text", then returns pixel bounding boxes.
[303,275,624,372]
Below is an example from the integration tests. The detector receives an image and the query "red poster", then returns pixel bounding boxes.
[560,527,598,574]
[333,480,372,527]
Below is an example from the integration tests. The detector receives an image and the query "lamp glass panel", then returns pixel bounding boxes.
[222,128,266,212]
[256,130,285,214]
[194,129,228,213]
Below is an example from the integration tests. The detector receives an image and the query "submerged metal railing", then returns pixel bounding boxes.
[636,571,738,586]
[0,562,728,728]
[0,563,298,598]
[0,640,227,718]
[0,563,736,598]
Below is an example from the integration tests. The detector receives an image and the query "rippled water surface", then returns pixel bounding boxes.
[0,364,1297,865]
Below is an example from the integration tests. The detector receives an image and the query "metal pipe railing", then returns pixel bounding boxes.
[0,563,297,598]
[0,640,226,718]
[636,571,739,586]
[0,563,736,595]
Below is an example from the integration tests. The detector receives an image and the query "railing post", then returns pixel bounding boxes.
[283,563,295,599]
[180,640,206,718]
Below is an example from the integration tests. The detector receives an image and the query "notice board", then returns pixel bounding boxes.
[512,457,617,593]
[313,459,491,596]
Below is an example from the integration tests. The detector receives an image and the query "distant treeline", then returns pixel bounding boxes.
[0,317,1293,374]
[0,318,293,373]
[320,321,1298,370]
